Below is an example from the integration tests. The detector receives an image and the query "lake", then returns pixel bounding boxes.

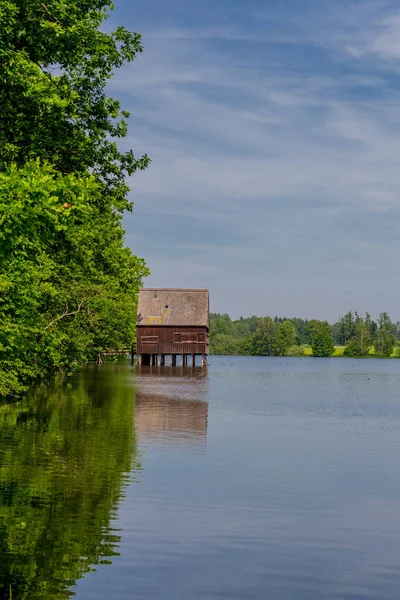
[2,357,400,599]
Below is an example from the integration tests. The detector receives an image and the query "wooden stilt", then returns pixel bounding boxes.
[172,354,176,366]
[150,354,154,367]
[191,354,195,367]
[161,354,165,366]
[138,354,142,366]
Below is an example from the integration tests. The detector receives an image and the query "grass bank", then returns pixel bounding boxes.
[301,345,399,358]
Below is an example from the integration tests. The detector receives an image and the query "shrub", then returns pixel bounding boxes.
[286,345,305,357]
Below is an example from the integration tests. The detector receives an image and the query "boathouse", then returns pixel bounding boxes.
[136,288,209,366]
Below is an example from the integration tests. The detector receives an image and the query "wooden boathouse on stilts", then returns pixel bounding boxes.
[136,288,209,367]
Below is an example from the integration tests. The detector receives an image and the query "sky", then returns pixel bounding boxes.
[108,0,400,321]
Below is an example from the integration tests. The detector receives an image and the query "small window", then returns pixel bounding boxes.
[165,304,169,309]
[141,336,158,344]
[174,332,198,343]
[183,333,197,343]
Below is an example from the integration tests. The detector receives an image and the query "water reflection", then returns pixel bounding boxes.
[135,366,209,453]
[0,368,139,600]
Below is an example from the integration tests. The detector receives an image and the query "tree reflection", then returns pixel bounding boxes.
[0,367,139,599]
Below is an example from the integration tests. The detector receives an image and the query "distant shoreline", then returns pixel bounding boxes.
[211,346,400,359]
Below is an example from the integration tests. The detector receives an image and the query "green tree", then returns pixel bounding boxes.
[331,320,342,345]
[0,1,150,395]
[0,162,149,396]
[209,334,239,356]
[254,317,276,356]
[231,316,260,338]
[312,332,335,357]
[273,321,297,356]
[209,314,233,337]
[288,318,309,345]
[365,312,378,342]
[308,321,334,357]
[353,319,371,356]
[0,0,149,209]
[375,312,395,357]
[343,341,360,357]
[308,319,330,338]
[340,311,356,345]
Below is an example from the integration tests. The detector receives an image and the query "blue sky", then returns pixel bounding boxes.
[109,0,400,321]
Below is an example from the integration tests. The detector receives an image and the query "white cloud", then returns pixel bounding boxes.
[110,3,400,318]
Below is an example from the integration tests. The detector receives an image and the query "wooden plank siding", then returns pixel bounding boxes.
[137,325,209,356]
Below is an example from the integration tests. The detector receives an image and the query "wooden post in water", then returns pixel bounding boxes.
[192,354,196,367]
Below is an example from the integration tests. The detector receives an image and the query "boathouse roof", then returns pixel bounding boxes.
[137,288,209,328]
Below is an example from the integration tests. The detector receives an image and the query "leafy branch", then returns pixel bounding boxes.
[45,300,85,330]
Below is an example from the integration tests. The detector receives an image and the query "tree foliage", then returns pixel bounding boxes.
[311,332,335,357]
[0,1,150,395]
[254,317,276,356]
[209,312,399,358]
[273,321,297,356]
[375,312,395,357]
[0,0,149,210]
[353,320,371,356]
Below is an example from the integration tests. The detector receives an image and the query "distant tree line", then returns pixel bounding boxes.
[209,311,400,358]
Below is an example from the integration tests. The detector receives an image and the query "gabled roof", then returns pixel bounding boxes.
[137,288,209,327]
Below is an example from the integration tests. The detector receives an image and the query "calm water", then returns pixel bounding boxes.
[2,357,400,599]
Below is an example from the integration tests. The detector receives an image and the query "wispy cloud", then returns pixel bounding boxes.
[109,0,400,319]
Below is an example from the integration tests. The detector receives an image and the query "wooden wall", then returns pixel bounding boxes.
[137,325,209,355]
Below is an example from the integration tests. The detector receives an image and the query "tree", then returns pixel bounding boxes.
[312,332,335,357]
[340,311,356,345]
[0,2,150,395]
[308,319,331,338]
[254,317,276,356]
[0,161,150,396]
[331,320,342,345]
[308,321,334,357]
[353,319,371,356]
[343,341,359,357]
[365,312,378,342]
[210,314,233,337]
[0,0,150,210]
[273,321,297,356]
[209,334,241,356]
[286,317,308,345]
[375,312,395,357]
